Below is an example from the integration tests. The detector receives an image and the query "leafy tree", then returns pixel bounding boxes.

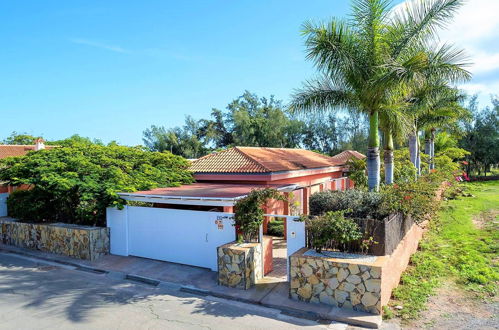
[222,91,304,148]
[143,117,208,159]
[460,97,499,176]
[0,145,193,226]
[49,134,104,147]
[290,0,470,191]
[2,132,41,145]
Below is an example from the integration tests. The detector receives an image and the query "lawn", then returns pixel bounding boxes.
[387,180,499,320]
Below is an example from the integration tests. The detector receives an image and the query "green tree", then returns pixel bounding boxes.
[290,0,470,191]
[460,97,499,176]
[2,132,41,145]
[143,116,208,159]
[0,145,193,226]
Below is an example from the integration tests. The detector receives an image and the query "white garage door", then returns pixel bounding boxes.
[107,206,236,271]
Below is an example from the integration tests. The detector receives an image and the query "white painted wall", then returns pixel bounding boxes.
[0,193,8,217]
[107,206,236,271]
[106,207,129,256]
[286,216,306,280]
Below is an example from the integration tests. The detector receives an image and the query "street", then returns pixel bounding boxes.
[0,252,347,330]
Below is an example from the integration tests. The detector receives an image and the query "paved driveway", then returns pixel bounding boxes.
[0,252,347,330]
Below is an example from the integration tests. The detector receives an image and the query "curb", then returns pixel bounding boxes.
[0,247,381,328]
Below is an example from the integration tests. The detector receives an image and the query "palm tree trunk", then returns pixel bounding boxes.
[384,129,394,185]
[409,125,421,178]
[416,137,421,176]
[367,111,380,192]
[430,129,436,170]
[424,130,431,173]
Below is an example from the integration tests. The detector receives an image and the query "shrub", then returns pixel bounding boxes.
[346,157,368,189]
[306,210,362,253]
[380,179,440,224]
[0,145,193,226]
[310,189,387,219]
[267,218,285,237]
[233,188,287,242]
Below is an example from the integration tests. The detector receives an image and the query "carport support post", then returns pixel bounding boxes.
[283,192,290,240]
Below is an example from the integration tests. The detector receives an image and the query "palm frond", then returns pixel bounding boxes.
[289,77,359,114]
[302,19,361,77]
[424,43,472,83]
[390,0,464,58]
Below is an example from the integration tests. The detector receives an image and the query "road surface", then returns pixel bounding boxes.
[0,252,349,330]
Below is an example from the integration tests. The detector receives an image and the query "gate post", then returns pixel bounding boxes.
[286,216,305,281]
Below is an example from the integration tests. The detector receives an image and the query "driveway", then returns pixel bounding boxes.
[0,252,348,330]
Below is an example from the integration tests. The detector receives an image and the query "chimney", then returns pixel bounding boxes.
[34,138,45,151]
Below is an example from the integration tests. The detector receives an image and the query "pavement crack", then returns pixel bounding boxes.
[146,304,212,329]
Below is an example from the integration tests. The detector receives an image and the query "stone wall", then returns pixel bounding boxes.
[290,221,427,315]
[290,249,382,314]
[0,217,109,260]
[217,242,262,290]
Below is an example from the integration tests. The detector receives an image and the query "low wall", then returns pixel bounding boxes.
[218,242,262,290]
[0,217,109,260]
[290,222,425,315]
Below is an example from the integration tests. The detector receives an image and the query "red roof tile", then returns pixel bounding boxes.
[0,145,55,159]
[330,150,366,165]
[190,147,342,173]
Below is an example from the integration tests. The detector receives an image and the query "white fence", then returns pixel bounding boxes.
[0,193,8,217]
[107,206,236,271]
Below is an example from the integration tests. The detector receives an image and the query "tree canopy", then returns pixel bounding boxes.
[142,91,369,158]
[0,145,193,226]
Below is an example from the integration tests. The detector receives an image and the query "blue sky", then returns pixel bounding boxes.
[1,0,497,145]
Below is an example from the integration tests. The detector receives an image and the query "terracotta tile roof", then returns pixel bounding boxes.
[0,145,55,159]
[330,150,366,165]
[190,147,342,173]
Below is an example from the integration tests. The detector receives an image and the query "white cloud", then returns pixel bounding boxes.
[69,38,129,53]
[396,0,499,99]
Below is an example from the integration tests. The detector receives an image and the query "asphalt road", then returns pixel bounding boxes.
[0,252,349,330]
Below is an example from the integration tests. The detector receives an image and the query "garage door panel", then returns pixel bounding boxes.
[126,206,235,270]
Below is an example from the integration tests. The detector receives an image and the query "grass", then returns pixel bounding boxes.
[387,180,499,320]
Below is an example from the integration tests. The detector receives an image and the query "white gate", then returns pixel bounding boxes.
[107,206,236,271]
[0,193,8,217]
[286,216,306,280]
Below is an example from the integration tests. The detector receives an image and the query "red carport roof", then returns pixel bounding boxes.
[127,182,292,199]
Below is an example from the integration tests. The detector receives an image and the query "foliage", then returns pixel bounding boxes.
[380,178,440,224]
[48,134,105,147]
[2,132,41,145]
[233,188,287,242]
[0,145,193,226]
[391,149,419,183]
[143,118,208,159]
[313,168,445,225]
[142,91,370,158]
[290,0,471,191]
[306,210,362,253]
[389,181,499,319]
[459,96,499,176]
[301,112,368,155]
[143,92,307,157]
[310,189,386,219]
[346,157,368,189]
[267,219,284,237]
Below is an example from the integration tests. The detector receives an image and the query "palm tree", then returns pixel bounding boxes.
[405,81,468,174]
[418,88,469,170]
[380,106,411,184]
[289,0,470,191]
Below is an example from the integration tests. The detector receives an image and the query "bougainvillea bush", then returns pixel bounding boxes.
[0,145,193,226]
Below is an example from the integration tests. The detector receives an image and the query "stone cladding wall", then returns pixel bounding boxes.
[0,218,109,260]
[217,242,262,290]
[290,249,382,314]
